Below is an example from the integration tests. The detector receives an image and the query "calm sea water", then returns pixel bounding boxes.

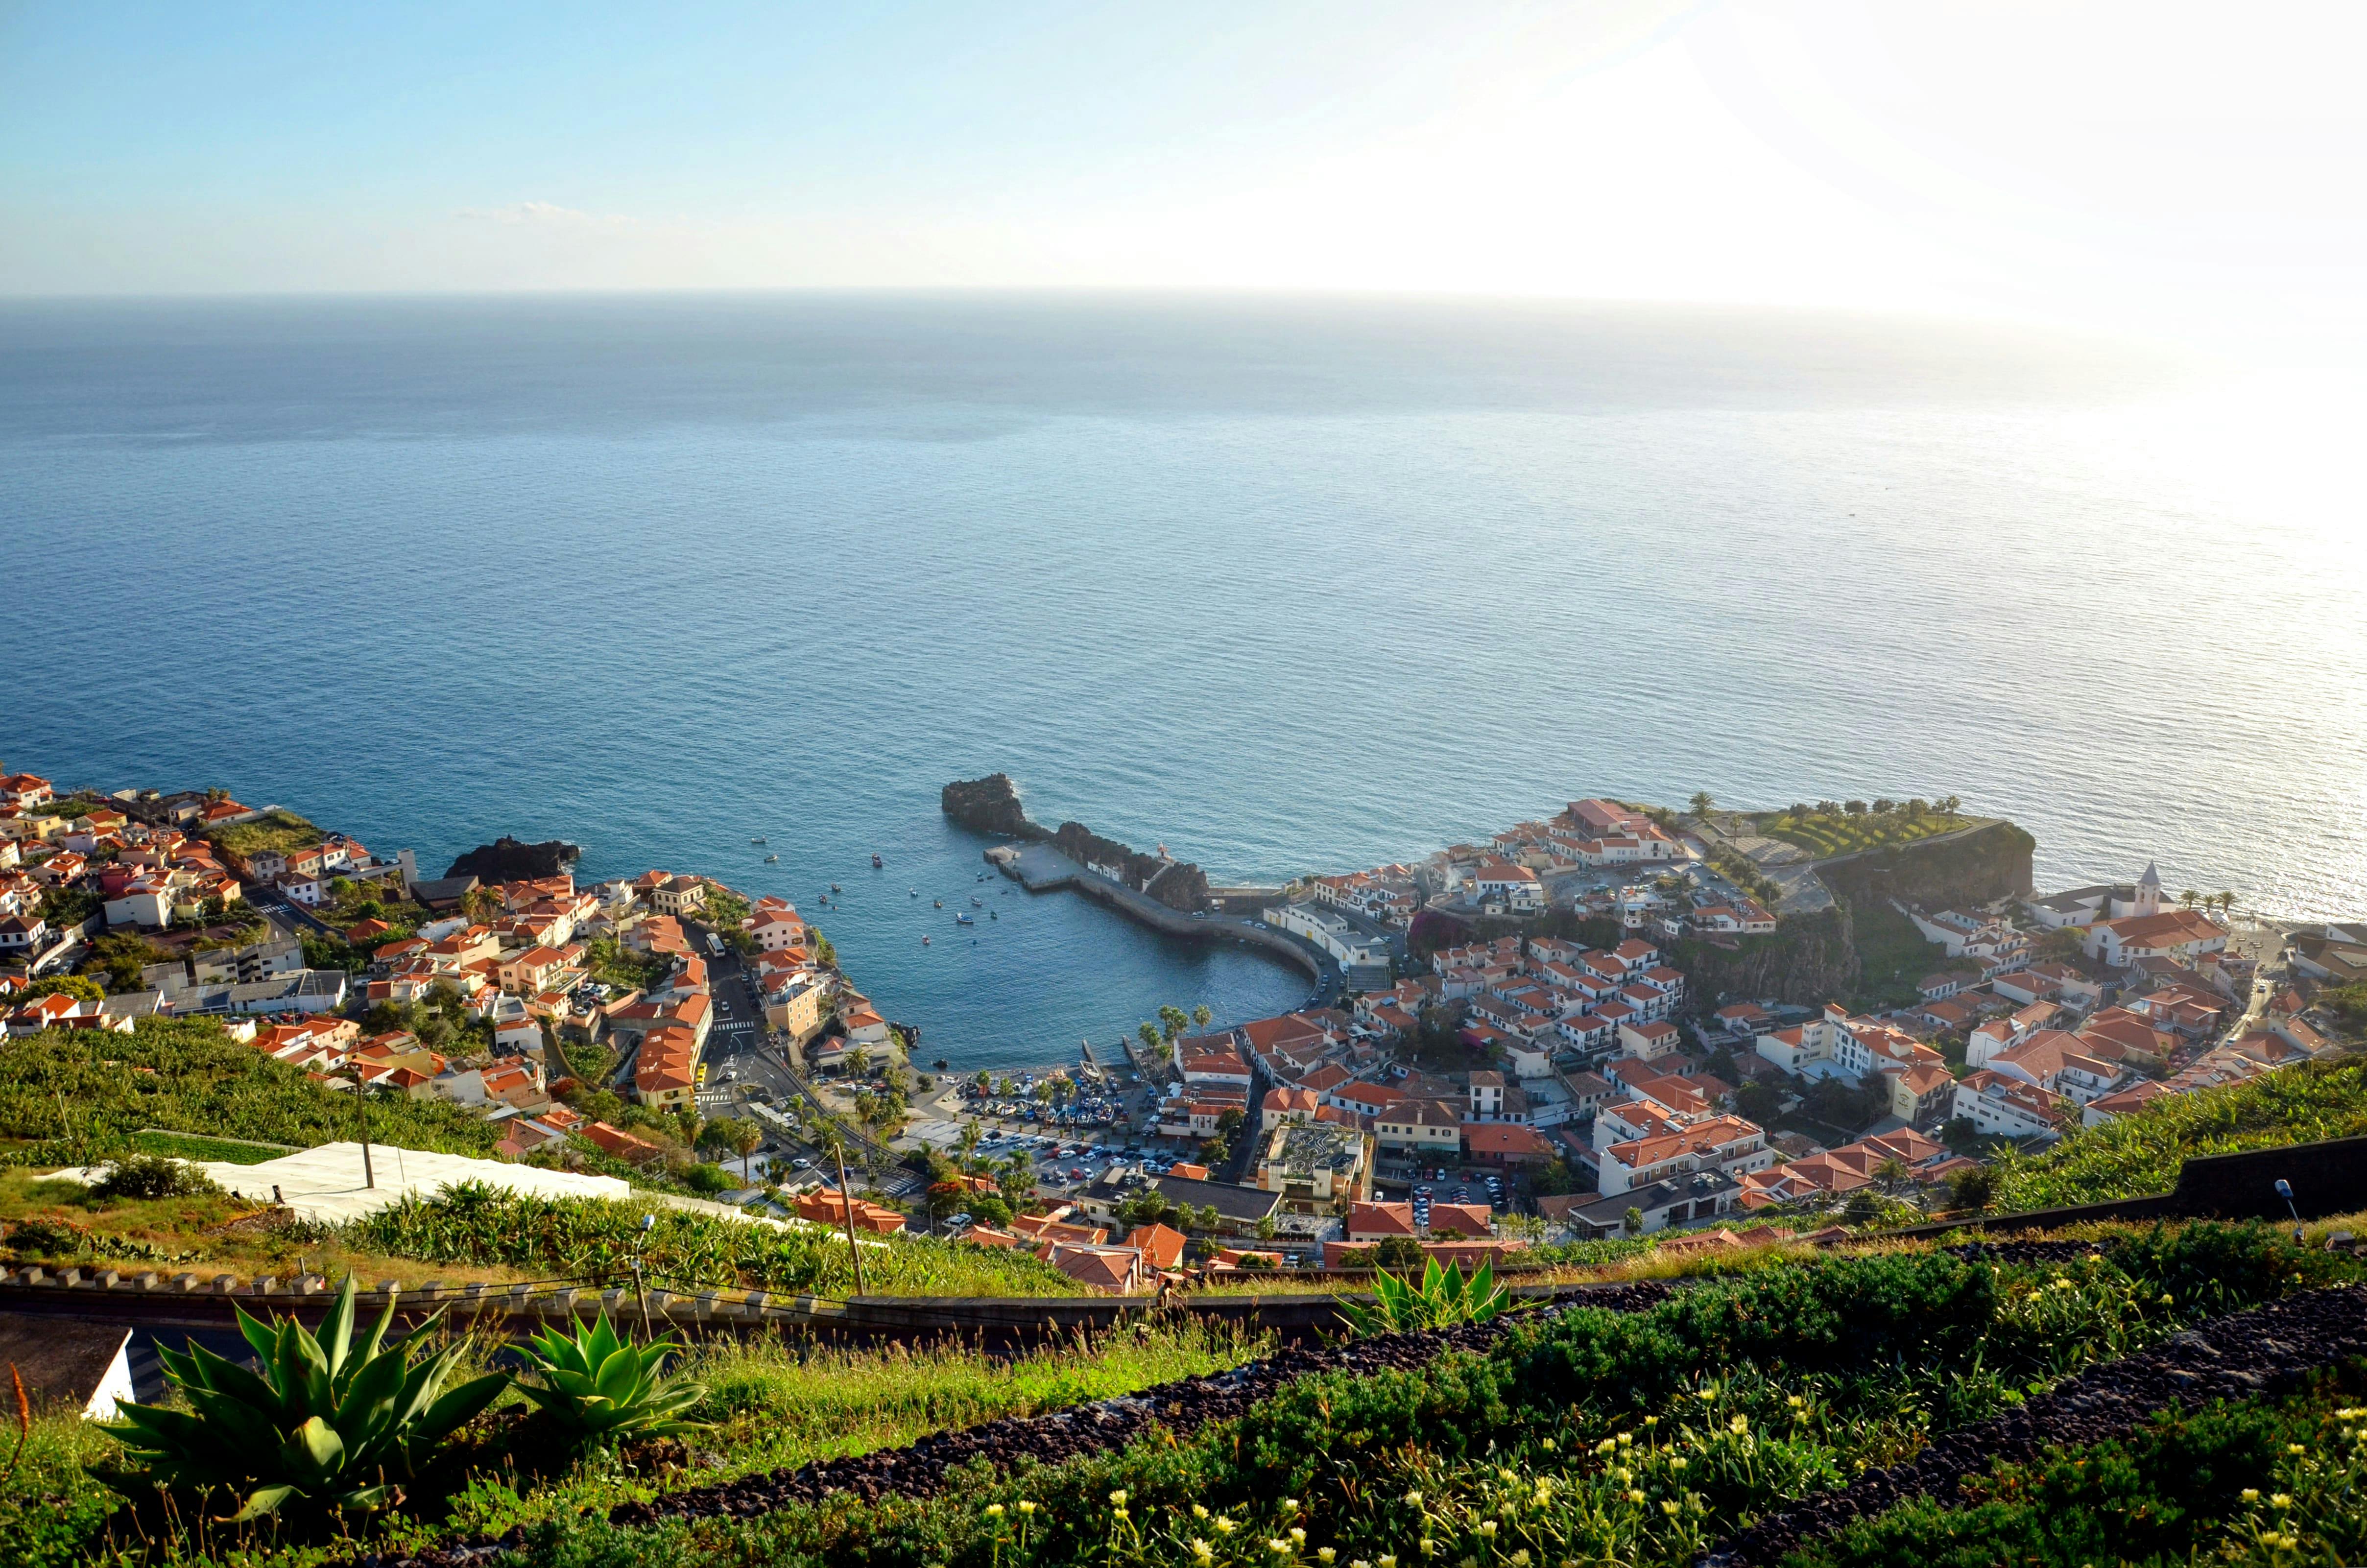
[4,294,2363,1070]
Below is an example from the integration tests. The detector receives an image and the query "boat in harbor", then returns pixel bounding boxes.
[970,896,983,906]
[933,898,943,908]
[922,935,931,946]
[831,882,841,892]
[872,853,884,868]
[955,912,974,925]
[751,836,766,845]
[764,853,778,862]
[989,909,998,919]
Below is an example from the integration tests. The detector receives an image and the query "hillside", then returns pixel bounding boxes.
[11,1220,2359,1567]
[1991,1057,2367,1212]
[0,1017,500,1166]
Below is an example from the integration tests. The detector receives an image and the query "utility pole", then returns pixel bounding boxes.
[356,1077,375,1188]
[834,1140,868,1297]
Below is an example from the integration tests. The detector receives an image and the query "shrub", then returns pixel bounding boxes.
[90,1153,222,1201]
[101,1277,508,1519]
[516,1313,707,1450]
[1340,1259,1513,1335]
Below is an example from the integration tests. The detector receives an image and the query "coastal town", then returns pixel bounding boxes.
[2,759,2361,1295]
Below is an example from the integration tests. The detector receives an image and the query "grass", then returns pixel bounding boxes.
[0,1316,1268,1568]
[1754,807,1974,859]
[1991,1058,2367,1212]
[205,808,323,862]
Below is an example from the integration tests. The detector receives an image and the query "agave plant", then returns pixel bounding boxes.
[513,1312,707,1448]
[102,1277,509,1520]
[1339,1257,1515,1336]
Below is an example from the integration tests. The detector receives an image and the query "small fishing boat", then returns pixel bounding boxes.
[751,836,766,845]
[872,853,884,868]
[970,896,983,906]
[922,936,931,946]
[831,882,841,893]
[909,888,919,898]
[933,899,943,908]
[955,912,974,925]
[989,909,998,920]
[764,853,778,863]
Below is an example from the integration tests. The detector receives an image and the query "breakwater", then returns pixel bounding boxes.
[984,841,1332,993]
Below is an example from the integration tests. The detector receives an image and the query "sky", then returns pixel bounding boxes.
[3,1,2363,350]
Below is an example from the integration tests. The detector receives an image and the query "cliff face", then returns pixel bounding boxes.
[941,774,1211,912]
[940,774,1048,840]
[445,836,580,882]
[1818,820,2037,910]
[1677,906,1861,1009]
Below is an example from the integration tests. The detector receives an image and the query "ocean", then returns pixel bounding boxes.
[3,293,2362,1070]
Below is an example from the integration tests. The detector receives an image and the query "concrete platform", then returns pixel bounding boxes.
[51,1141,631,1225]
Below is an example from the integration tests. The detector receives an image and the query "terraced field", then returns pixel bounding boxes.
[16,1219,2357,1568]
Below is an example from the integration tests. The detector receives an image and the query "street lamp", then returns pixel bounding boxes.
[628,1212,656,1335]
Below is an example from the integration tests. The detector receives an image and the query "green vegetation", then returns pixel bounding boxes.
[1756,799,1971,859]
[303,1224,2342,1568]
[1788,1378,2366,1568]
[207,808,324,863]
[1843,892,1937,1010]
[1993,1058,2367,1212]
[1340,1258,1512,1334]
[81,929,177,991]
[0,1018,501,1168]
[103,1278,508,1520]
[585,933,668,995]
[2326,980,2367,1032]
[343,1182,1084,1298]
[0,1314,1266,1566]
[515,1313,708,1450]
[90,1153,222,1201]
[696,884,757,955]
[129,1128,297,1164]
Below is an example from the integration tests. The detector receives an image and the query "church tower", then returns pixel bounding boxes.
[2135,860,2162,916]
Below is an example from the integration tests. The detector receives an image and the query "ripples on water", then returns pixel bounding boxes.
[2,294,2361,1069]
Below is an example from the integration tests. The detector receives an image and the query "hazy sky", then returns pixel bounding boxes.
[3,1,2360,346]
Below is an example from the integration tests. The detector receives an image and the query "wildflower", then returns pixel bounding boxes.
[2243,1489,2261,1502]
[1292,1528,1308,1545]
[1418,1540,1436,1558]
[1380,1557,1398,1568]
[2287,1445,2307,1457]
[1479,1521,1499,1540]
[1510,1553,1532,1568]
[1617,1432,1633,1447]
[1596,1439,1617,1455]
[1282,1499,1301,1516]
[1729,1414,1749,1434]
[1615,1467,1633,1484]
[1669,1458,1688,1472]
[1319,1549,1337,1565]
[2054,1277,2076,1290]
[1194,1544,1214,1565]
[1195,1504,1211,1520]
[2272,1493,2294,1509]
[1111,1490,1129,1508]
[1786,1395,1805,1409]
[1661,1500,1679,1517]
[1697,1387,1719,1401]
[1112,1508,1130,1522]
[1540,1438,1557,1452]
[985,1503,1005,1519]
[1499,1468,1518,1484]
[1405,1490,1424,1507]
[1218,1517,1238,1534]
[1269,1539,1292,1555]
[1643,1416,1658,1428]
[1626,1490,1647,1504]
[2160,1293,2175,1305]
[1017,1501,1038,1516]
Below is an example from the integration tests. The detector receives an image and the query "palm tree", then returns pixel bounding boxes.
[1192,1004,1213,1030]
[2216,891,2237,921]
[1873,1157,1911,1194]
[728,1119,763,1180]
[2180,889,2200,911]
[1689,791,1714,821]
